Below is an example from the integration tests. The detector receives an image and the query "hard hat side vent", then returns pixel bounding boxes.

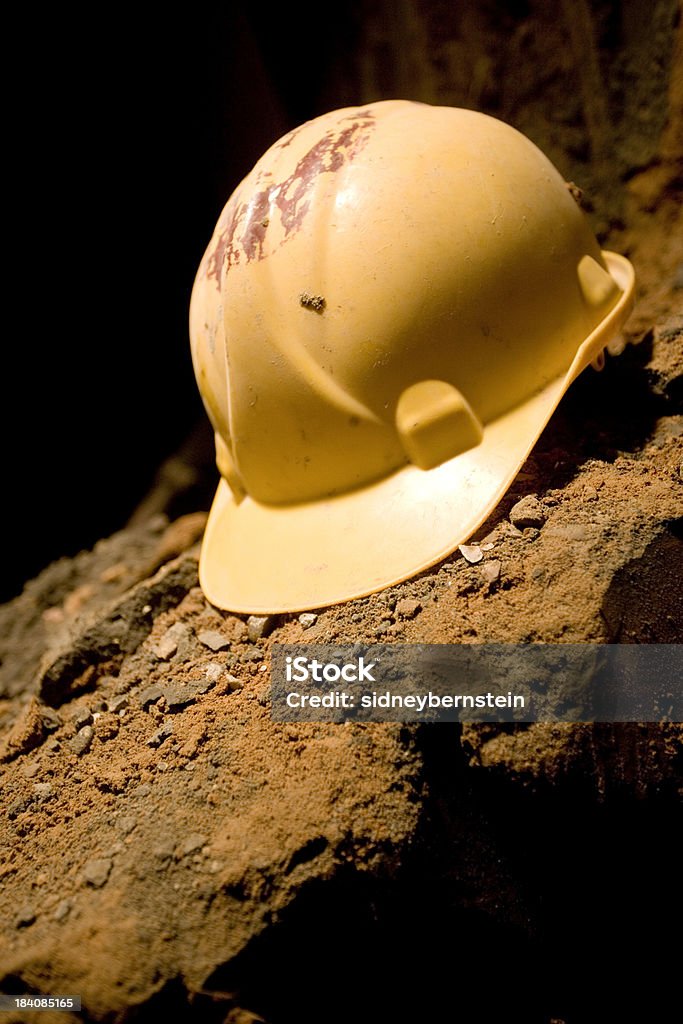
[396,380,484,471]
[577,254,619,308]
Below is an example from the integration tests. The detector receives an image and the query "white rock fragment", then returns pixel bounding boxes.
[205,662,225,682]
[298,613,318,629]
[459,544,483,564]
[155,636,178,660]
[479,560,502,585]
[247,615,276,642]
[154,622,190,660]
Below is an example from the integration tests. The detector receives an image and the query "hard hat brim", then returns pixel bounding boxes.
[199,252,634,614]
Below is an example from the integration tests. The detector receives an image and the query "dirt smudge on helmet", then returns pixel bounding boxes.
[203,109,376,287]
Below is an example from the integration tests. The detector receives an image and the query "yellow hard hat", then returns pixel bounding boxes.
[190,100,635,614]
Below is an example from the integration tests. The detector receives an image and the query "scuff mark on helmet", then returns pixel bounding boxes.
[202,109,376,288]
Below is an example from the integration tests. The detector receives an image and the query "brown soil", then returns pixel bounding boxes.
[2,3,682,1022]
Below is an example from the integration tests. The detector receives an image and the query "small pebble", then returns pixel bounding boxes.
[116,816,137,835]
[154,623,190,660]
[137,684,163,709]
[107,695,128,714]
[69,726,94,756]
[205,662,225,683]
[147,723,174,748]
[155,634,179,661]
[197,629,231,652]
[502,521,524,538]
[298,613,318,629]
[33,782,53,802]
[190,677,216,696]
[395,598,422,619]
[509,495,546,530]
[175,833,207,859]
[240,648,264,663]
[479,560,502,585]
[459,544,483,564]
[247,615,276,641]
[22,763,40,779]
[15,905,36,928]
[8,797,30,819]
[83,857,112,888]
[72,707,93,729]
[53,899,72,922]
[154,840,175,862]
[40,707,62,733]
[225,674,244,692]
[162,685,197,711]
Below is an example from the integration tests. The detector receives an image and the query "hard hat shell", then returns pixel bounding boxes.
[190,100,635,613]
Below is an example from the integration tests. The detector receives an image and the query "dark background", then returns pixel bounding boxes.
[5,3,359,600]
